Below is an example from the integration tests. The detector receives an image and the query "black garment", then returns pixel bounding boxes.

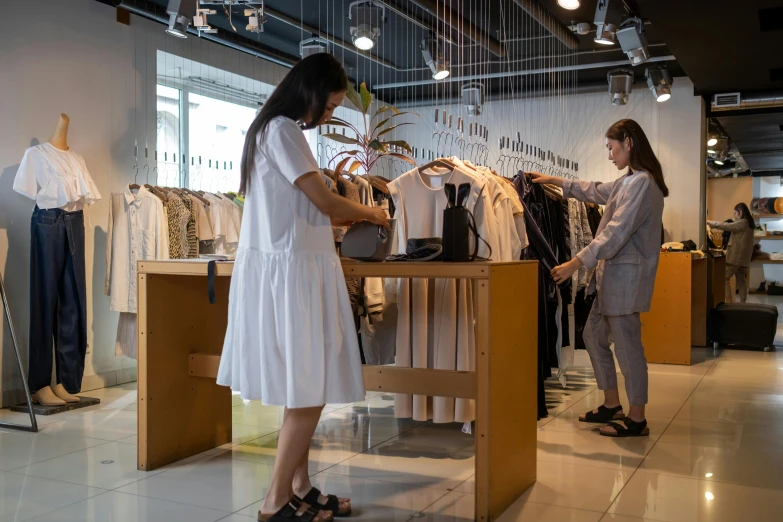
[28,206,87,394]
[586,205,602,237]
[573,288,595,350]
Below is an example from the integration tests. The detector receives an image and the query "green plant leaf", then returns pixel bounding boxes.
[345,82,363,112]
[371,112,415,136]
[376,122,414,137]
[386,152,418,166]
[371,105,400,123]
[348,160,363,174]
[328,149,360,165]
[359,82,372,114]
[381,140,413,154]
[324,118,362,137]
[334,156,353,175]
[368,139,387,152]
[324,133,362,146]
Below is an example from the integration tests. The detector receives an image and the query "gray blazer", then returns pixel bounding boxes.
[563,171,665,316]
[708,219,753,267]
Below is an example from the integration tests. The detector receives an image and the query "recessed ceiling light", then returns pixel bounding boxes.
[715,159,725,165]
[705,492,715,501]
[705,473,714,478]
[708,137,718,146]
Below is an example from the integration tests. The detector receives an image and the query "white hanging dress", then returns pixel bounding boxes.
[217,116,366,407]
[388,166,498,423]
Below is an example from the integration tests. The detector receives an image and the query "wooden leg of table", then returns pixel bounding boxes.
[475,264,539,521]
[137,274,232,471]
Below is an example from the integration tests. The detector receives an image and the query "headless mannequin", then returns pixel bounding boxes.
[32,114,81,407]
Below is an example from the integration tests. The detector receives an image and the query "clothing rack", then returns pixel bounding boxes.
[0,273,38,432]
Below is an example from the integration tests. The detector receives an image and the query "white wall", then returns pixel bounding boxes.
[0,1,289,407]
[383,78,706,243]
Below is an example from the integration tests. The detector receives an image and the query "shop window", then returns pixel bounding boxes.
[188,92,256,193]
[156,84,182,187]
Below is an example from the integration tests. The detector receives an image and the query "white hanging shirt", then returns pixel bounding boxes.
[13,143,101,210]
[105,184,169,313]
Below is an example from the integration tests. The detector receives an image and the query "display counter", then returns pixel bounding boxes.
[136,259,539,522]
[641,252,708,365]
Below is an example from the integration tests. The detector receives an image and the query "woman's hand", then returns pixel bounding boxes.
[551,257,582,284]
[529,172,564,188]
[707,221,718,227]
[364,207,390,229]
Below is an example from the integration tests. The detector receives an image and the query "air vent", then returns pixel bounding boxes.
[759,7,783,31]
[713,92,741,108]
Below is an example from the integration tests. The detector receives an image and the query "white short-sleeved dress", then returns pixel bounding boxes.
[217,116,366,408]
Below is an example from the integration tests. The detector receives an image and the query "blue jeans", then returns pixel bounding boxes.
[28,206,87,394]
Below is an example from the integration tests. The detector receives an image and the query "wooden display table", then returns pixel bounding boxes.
[136,259,539,522]
[641,252,708,365]
[707,252,727,308]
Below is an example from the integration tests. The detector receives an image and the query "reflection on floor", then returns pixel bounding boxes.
[2,347,783,521]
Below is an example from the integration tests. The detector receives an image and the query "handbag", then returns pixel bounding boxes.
[442,183,491,262]
[341,219,396,262]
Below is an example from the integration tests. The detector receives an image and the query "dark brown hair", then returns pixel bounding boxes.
[239,53,348,194]
[606,119,669,197]
[734,202,755,229]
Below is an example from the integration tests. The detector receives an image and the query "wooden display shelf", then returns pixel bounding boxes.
[753,214,783,218]
[136,259,539,522]
[752,260,783,264]
[756,235,783,240]
[641,252,708,364]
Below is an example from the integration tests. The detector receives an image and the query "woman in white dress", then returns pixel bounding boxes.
[217,53,388,522]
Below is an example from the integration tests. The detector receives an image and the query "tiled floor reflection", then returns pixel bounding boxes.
[3,348,783,521]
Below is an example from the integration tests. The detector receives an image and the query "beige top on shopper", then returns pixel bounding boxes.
[710,219,754,267]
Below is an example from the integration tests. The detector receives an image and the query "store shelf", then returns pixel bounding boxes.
[756,235,783,240]
[753,214,783,218]
[752,260,783,264]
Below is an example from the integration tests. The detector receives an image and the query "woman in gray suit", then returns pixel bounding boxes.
[707,203,755,303]
[530,119,668,438]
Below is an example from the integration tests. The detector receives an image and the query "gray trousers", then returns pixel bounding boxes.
[583,304,648,406]
[725,264,747,303]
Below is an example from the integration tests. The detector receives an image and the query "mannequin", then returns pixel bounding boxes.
[13,114,100,407]
[48,113,70,151]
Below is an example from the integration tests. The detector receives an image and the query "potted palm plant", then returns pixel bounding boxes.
[323,81,418,176]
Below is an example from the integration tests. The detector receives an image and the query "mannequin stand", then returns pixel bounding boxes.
[11,396,100,416]
[0,273,38,432]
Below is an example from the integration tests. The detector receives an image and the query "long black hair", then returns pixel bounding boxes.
[735,202,755,229]
[606,119,669,197]
[239,53,348,194]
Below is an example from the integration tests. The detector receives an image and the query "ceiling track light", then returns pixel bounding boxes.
[557,0,580,9]
[617,17,650,65]
[300,37,330,59]
[349,1,385,51]
[607,68,634,106]
[165,0,198,38]
[707,137,718,147]
[645,66,673,102]
[594,0,620,46]
[421,37,450,80]
[462,82,485,116]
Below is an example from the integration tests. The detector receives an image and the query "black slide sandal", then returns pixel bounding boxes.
[600,418,650,438]
[579,404,625,423]
[304,487,352,517]
[258,496,332,522]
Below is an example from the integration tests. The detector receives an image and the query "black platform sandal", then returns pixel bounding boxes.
[303,487,352,517]
[600,418,650,438]
[258,496,333,522]
[579,404,625,423]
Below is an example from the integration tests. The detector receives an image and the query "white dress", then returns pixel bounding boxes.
[217,116,366,407]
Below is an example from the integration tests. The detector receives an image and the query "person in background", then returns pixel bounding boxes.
[216,53,388,522]
[708,202,755,303]
[529,118,667,438]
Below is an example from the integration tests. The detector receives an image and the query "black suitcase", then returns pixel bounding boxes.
[711,303,778,351]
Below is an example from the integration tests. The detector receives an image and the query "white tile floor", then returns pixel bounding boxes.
[2,347,783,522]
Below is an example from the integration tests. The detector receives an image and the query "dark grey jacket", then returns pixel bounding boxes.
[563,171,665,316]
